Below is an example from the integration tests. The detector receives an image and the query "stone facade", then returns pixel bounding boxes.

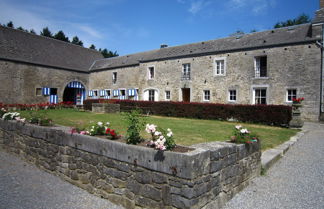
[89,44,321,121]
[0,60,88,104]
[0,119,260,209]
[92,103,120,113]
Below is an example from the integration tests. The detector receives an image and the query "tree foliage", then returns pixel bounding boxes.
[89,44,96,50]
[53,30,70,42]
[101,48,119,58]
[274,14,311,28]
[6,21,14,28]
[40,27,53,38]
[71,36,83,46]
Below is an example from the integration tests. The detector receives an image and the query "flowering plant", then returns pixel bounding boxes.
[230,125,259,144]
[0,108,7,118]
[146,124,176,151]
[2,112,21,120]
[292,97,304,104]
[85,121,121,140]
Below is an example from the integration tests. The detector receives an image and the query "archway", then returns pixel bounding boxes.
[63,81,86,105]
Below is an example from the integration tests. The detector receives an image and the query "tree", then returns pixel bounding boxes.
[101,48,119,58]
[17,26,28,32]
[89,44,96,50]
[40,27,53,38]
[274,14,311,28]
[29,29,36,34]
[6,21,14,28]
[230,30,245,37]
[71,36,83,46]
[53,30,69,42]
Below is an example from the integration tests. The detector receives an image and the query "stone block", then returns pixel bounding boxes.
[135,171,152,184]
[141,185,162,201]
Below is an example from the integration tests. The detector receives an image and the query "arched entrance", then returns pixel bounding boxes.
[63,81,86,105]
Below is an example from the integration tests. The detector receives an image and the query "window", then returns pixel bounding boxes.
[287,89,297,102]
[36,88,42,96]
[255,56,267,78]
[215,58,226,76]
[148,66,155,79]
[181,63,191,80]
[165,90,171,100]
[112,72,117,84]
[203,90,210,101]
[105,89,111,97]
[254,88,267,104]
[149,89,155,101]
[229,90,237,102]
[120,89,126,96]
[93,90,98,98]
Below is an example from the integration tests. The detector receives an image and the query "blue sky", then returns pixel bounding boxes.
[0,0,319,55]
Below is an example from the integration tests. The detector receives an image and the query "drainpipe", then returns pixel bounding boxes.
[320,24,324,119]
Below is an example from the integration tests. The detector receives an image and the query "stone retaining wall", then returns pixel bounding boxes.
[0,119,261,209]
[92,103,120,113]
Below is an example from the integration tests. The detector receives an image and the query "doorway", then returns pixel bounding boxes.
[182,88,190,102]
[63,81,85,105]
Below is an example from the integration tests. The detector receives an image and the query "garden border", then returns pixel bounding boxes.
[0,119,261,209]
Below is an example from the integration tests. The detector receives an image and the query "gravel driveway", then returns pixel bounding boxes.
[0,147,124,209]
[223,122,324,209]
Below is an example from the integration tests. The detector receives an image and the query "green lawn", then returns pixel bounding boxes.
[19,109,299,151]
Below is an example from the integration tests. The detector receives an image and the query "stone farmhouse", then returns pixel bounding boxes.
[1,1,324,121]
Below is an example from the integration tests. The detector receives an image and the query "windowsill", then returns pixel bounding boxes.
[228,100,237,103]
[214,74,226,77]
[203,100,210,102]
[253,77,269,80]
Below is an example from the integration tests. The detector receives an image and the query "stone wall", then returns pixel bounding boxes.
[0,60,88,104]
[89,43,321,121]
[0,119,260,209]
[92,103,120,113]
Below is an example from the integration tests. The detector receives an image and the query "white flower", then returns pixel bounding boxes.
[106,122,110,126]
[145,124,157,133]
[90,129,94,132]
[91,126,95,129]
[167,128,171,132]
[97,121,103,126]
[167,131,173,137]
[235,125,242,130]
[156,144,166,151]
[154,131,161,136]
[240,129,249,134]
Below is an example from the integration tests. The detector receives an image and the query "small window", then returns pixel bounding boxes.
[182,63,191,80]
[36,88,42,96]
[149,90,155,101]
[93,90,98,97]
[203,90,210,101]
[215,58,226,76]
[148,66,155,80]
[255,56,267,78]
[287,89,297,102]
[105,89,111,97]
[254,88,267,104]
[229,90,237,102]
[50,88,57,95]
[120,89,126,96]
[165,90,171,100]
[112,72,117,84]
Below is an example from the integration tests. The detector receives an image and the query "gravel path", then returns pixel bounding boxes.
[223,122,324,209]
[0,147,124,209]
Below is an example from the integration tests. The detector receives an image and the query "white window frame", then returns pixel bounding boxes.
[254,56,267,78]
[147,66,155,80]
[119,88,126,96]
[165,90,171,101]
[228,89,237,102]
[286,89,297,103]
[214,57,226,76]
[253,88,267,104]
[182,63,191,80]
[93,89,99,98]
[105,89,111,97]
[112,72,117,84]
[36,87,42,96]
[203,90,211,102]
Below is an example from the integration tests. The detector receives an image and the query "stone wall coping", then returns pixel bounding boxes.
[0,119,258,179]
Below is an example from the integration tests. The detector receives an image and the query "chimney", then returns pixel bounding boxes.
[160,44,168,49]
[321,0,324,9]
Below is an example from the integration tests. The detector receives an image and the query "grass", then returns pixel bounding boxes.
[18,109,299,151]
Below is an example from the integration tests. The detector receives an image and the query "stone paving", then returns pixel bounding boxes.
[0,146,124,209]
[223,122,324,209]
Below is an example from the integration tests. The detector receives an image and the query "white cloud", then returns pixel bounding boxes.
[189,1,205,14]
[228,0,276,15]
[78,25,103,39]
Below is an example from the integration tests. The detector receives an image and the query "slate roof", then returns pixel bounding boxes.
[313,8,324,24]
[90,23,319,71]
[0,26,103,72]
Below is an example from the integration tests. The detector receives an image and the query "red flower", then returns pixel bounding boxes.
[105,128,111,134]
[110,130,116,136]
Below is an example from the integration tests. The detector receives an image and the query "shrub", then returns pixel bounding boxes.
[123,109,146,144]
